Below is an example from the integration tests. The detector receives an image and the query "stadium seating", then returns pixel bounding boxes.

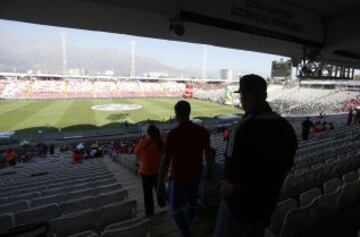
[268,86,360,116]
[97,183,122,194]
[60,196,97,215]
[50,209,98,237]
[342,171,358,184]
[0,79,186,99]
[7,192,41,203]
[299,188,322,207]
[0,213,15,234]
[0,200,30,214]
[97,190,128,206]
[192,82,226,103]
[323,178,342,194]
[98,200,137,229]
[31,194,66,207]
[101,217,151,237]
[335,182,360,210]
[15,203,60,226]
[279,201,315,237]
[270,198,298,234]
[307,188,340,228]
[0,152,142,237]
[68,230,99,237]
[67,188,97,200]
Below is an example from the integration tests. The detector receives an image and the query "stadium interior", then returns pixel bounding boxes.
[1,0,360,237]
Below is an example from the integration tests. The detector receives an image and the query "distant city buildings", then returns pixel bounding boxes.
[68,68,87,76]
[219,69,233,80]
[104,70,114,76]
[142,72,169,78]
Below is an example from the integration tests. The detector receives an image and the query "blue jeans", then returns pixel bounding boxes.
[214,198,267,237]
[169,181,199,237]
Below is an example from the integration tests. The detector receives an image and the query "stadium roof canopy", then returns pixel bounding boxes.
[1,0,360,68]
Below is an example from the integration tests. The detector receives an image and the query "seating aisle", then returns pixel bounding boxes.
[107,156,214,237]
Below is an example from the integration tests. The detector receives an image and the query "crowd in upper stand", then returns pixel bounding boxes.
[1,78,360,117]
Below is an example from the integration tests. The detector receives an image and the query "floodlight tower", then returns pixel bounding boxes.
[61,32,68,75]
[202,45,207,80]
[130,40,136,79]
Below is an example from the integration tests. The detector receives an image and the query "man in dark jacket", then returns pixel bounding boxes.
[214,74,298,237]
[302,117,313,140]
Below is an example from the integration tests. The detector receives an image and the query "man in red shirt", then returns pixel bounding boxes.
[223,127,230,142]
[158,100,212,237]
[72,150,83,163]
[6,149,17,166]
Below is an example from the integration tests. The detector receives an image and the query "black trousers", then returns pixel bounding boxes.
[302,130,309,140]
[141,174,159,216]
[9,159,17,166]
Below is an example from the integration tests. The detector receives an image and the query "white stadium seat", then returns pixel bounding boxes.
[0,213,15,234]
[68,230,99,237]
[0,200,30,214]
[323,178,342,194]
[71,182,96,191]
[336,182,360,210]
[299,188,322,207]
[50,209,98,237]
[270,198,298,234]
[67,188,97,201]
[20,185,48,194]
[0,190,23,198]
[307,187,341,228]
[31,194,66,207]
[15,203,60,226]
[342,171,359,184]
[42,187,72,196]
[60,196,97,215]
[101,218,151,237]
[97,183,122,194]
[103,217,144,229]
[96,178,117,187]
[93,174,114,181]
[98,200,137,229]
[7,192,41,203]
[97,190,128,206]
[0,197,8,204]
[279,201,314,237]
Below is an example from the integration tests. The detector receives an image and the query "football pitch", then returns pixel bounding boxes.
[0,98,241,134]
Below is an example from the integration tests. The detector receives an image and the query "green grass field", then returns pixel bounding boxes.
[0,98,241,134]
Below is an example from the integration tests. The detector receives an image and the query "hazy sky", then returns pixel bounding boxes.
[0,19,287,77]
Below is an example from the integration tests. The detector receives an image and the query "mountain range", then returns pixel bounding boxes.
[0,34,211,77]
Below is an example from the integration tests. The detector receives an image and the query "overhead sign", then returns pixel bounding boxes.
[183,0,323,46]
[271,59,292,78]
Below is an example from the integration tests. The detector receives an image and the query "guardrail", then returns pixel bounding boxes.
[1,118,239,146]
